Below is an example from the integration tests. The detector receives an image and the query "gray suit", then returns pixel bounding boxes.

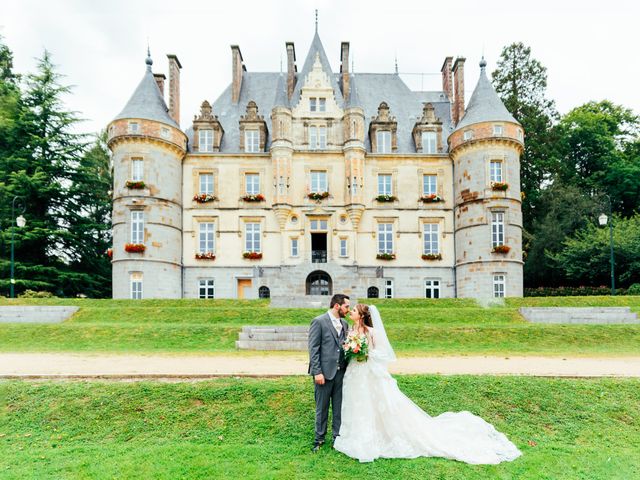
[308,312,348,443]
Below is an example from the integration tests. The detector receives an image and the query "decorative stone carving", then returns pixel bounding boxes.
[239,100,268,152]
[368,102,398,153]
[192,100,224,152]
[412,103,443,153]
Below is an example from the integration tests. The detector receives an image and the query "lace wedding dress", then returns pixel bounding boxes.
[333,306,522,464]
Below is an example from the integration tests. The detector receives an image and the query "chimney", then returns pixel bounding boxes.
[167,55,182,126]
[452,57,466,125]
[440,56,453,101]
[340,42,350,101]
[153,73,166,98]
[231,45,245,104]
[286,42,296,100]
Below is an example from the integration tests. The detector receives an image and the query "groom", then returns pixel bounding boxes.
[308,293,350,452]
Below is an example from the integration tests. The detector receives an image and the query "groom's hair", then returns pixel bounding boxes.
[329,294,349,309]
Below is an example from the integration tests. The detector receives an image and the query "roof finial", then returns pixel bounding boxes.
[315,9,318,33]
[145,44,153,71]
[394,53,398,75]
[479,56,487,71]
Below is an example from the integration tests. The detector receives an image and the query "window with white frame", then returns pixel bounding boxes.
[493,274,506,298]
[384,279,394,298]
[245,130,260,153]
[199,173,214,194]
[378,174,392,195]
[130,211,144,244]
[199,129,213,152]
[377,223,394,254]
[160,127,170,139]
[318,126,327,148]
[351,176,358,194]
[310,171,327,193]
[490,160,503,183]
[128,122,139,134]
[245,173,260,194]
[422,131,437,154]
[339,238,348,257]
[463,130,473,141]
[310,219,328,231]
[310,97,327,112]
[423,174,437,195]
[310,98,317,112]
[491,212,505,247]
[199,222,215,254]
[376,131,391,153]
[199,279,215,299]
[130,272,143,299]
[425,279,440,299]
[291,238,299,257]
[423,223,439,254]
[131,159,143,181]
[245,222,261,252]
[309,126,327,149]
[493,125,504,136]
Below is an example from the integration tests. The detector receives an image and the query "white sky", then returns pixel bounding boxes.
[3,0,639,134]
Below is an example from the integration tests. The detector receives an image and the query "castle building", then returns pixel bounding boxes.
[107,30,524,300]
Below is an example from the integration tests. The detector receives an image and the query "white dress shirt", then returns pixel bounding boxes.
[327,309,342,335]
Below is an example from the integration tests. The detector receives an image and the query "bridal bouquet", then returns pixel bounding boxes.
[343,331,369,363]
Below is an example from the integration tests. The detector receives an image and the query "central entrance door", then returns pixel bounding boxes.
[311,233,327,263]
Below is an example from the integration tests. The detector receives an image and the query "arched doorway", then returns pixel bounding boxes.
[258,286,270,298]
[306,271,332,296]
[367,286,379,298]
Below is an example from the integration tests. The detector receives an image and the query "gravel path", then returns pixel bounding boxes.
[2,353,640,379]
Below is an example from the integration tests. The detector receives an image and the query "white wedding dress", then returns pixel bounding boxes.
[333,306,522,464]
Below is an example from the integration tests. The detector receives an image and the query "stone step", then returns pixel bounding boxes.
[241,325,310,334]
[0,306,79,324]
[235,340,308,351]
[520,307,639,324]
[239,332,310,341]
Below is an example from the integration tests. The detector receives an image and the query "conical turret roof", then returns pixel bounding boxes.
[453,58,518,132]
[113,51,179,129]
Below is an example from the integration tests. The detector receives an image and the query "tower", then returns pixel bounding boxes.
[107,51,187,299]
[449,58,524,298]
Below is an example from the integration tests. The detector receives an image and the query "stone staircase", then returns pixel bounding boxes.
[269,295,332,309]
[519,307,639,324]
[0,306,79,324]
[236,326,310,350]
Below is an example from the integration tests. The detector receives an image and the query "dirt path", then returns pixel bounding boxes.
[2,353,640,379]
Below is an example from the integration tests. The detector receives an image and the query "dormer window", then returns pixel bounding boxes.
[245,130,259,153]
[493,125,504,136]
[463,130,474,141]
[421,131,437,154]
[128,122,139,134]
[199,129,213,152]
[376,131,391,153]
[309,126,327,150]
[310,97,327,112]
[412,103,443,153]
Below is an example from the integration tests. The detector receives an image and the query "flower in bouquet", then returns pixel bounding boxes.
[342,330,369,362]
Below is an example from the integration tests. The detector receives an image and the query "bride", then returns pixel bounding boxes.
[333,304,522,464]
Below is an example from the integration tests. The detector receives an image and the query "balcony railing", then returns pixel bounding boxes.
[311,250,327,263]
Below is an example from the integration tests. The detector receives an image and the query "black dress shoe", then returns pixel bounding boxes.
[311,441,324,453]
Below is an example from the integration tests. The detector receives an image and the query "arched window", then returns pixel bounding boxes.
[306,271,332,296]
[258,286,270,299]
[367,286,379,298]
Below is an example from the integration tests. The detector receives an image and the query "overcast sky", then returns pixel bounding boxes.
[3,0,639,135]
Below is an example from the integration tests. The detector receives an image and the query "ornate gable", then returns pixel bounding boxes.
[192,100,224,152]
[368,102,398,153]
[291,53,342,119]
[412,103,443,153]
[239,101,268,152]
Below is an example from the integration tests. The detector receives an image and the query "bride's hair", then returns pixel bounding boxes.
[356,304,373,328]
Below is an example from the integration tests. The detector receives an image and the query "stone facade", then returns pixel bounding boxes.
[108,34,524,300]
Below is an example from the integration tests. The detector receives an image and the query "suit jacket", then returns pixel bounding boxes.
[308,312,348,381]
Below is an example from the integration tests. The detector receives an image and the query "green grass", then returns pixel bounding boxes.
[0,297,639,355]
[1,376,639,479]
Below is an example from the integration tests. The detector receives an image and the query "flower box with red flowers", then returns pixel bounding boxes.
[420,194,443,203]
[126,181,146,189]
[491,182,509,191]
[195,252,216,260]
[193,193,217,203]
[307,191,330,201]
[124,243,146,253]
[243,252,263,260]
[106,248,113,259]
[376,253,396,260]
[421,253,442,261]
[241,194,265,202]
[491,245,511,254]
[375,194,397,202]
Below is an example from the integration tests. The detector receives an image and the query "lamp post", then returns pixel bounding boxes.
[10,196,27,299]
[598,195,615,296]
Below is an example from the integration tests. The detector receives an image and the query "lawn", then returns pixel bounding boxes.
[0,297,639,355]
[1,375,639,479]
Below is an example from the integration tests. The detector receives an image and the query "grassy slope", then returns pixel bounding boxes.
[0,297,639,355]
[1,376,639,479]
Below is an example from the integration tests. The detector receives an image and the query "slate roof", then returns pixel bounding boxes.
[453,60,519,132]
[113,54,179,129]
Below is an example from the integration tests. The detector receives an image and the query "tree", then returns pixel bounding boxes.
[492,42,559,231]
